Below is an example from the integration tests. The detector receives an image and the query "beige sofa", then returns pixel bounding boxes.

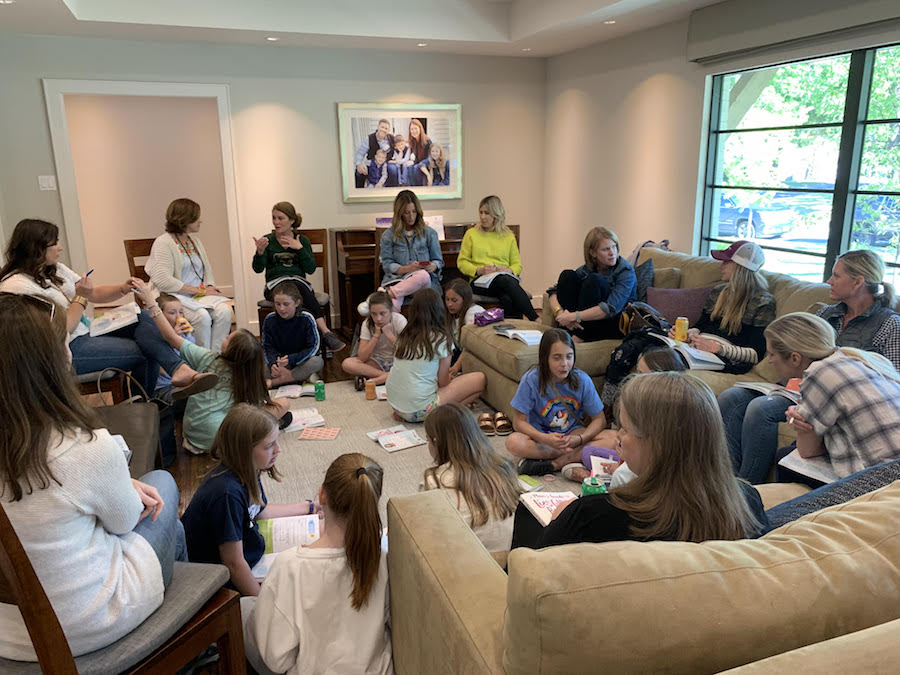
[387,481,900,674]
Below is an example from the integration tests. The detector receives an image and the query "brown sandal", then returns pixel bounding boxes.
[477,413,496,436]
[493,411,513,436]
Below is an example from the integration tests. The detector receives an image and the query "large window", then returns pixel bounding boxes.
[701,45,900,284]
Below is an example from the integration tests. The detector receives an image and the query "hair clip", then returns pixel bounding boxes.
[356,467,367,478]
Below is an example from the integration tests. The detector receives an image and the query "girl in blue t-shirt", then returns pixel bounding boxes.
[506,328,608,475]
[181,404,318,596]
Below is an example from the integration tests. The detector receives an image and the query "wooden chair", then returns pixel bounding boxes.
[0,502,246,674]
[76,369,127,404]
[257,228,332,330]
[123,238,156,283]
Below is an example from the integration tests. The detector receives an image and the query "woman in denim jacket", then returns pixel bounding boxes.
[377,190,444,311]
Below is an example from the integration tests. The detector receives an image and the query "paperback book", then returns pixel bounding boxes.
[735,378,801,404]
[493,325,542,346]
[367,425,427,452]
[282,408,325,432]
[89,302,140,337]
[646,333,725,370]
[777,448,839,484]
[473,270,520,289]
[274,383,317,398]
[250,514,321,580]
[519,491,578,527]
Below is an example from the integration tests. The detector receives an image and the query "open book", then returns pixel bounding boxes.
[777,448,839,484]
[282,407,325,432]
[735,378,801,404]
[250,514,321,580]
[494,326,542,346]
[519,491,577,527]
[274,383,317,398]
[473,270,520,289]
[367,425,426,452]
[265,275,313,292]
[178,294,232,312]
[646,333,725,370]
[89,302,140,337]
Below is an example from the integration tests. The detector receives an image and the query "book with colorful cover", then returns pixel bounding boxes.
[519,491,578,527]
[250,514,321,580]
[378,429,427,452]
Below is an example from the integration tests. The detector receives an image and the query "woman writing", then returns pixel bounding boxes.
[457,195,538,321]
[0,219,214,396]
[376,190,443,310]
[146,198,233,352]
[251,201,345,352]
[0,294,186,660]
[511,371,767,549]
[547,227,637,342]
[719,249,900,483]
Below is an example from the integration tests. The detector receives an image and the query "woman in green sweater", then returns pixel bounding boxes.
[252,201,345,352]
[457,195,537,320]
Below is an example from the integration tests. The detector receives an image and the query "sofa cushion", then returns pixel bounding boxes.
[634,258,654,302]
[646,285,713,324]
[652,266,681,289]
[778,283,833,317]
[503,481,900,674]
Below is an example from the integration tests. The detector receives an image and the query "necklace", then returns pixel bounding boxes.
[173,234,205,284]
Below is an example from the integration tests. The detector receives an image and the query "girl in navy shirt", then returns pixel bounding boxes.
[262,281,323,387]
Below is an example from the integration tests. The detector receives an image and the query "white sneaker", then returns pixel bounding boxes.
[183,439,207,456]
[358,300,370,317]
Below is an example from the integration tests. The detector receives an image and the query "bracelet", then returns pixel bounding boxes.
[552,306,562,316]
[307,499,315,515]
[148,304,162,318]
[72,296,88,308]
[575,311,581,323]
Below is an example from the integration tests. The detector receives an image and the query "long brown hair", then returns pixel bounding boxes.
[321,453,384,610]
[444,278,474,344]
[209,404,281,505]
[423,403,521,527]
[217,330,273,406]
[582,226,619,272]
[364,290,393,335]
[0,219,64,288]
[535,328,579,397]
[608,372,760,541]
[394,288,453,361]
[711,264,769,335]
[0,294,99,501]
[390,189,426,241]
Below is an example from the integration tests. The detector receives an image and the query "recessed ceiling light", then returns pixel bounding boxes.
[521,48,532,52]
[266,36,280,42]
[0,1,17,5]
[416,42,428,47]
[604,20,616,25]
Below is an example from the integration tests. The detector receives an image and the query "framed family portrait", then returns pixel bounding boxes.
[337,103,462,203]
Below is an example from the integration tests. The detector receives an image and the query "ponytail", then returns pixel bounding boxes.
[321,453,384,610]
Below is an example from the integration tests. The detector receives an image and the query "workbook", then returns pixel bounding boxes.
[89,302,139,337]
[646,333,725,370]
[734,378,801,404]
[250,514,321,580]
[519,491,577,527]
[367,425,426,452]
[473,270,520,289]
[777,448,839,484]
[274,383,317,398]
[282,408,325,431]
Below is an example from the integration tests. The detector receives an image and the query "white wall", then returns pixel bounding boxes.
[0,35,545,328]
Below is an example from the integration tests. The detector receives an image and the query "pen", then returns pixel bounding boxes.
[85,269,94,277]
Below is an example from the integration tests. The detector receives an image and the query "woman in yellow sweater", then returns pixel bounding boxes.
[457,195,537,320]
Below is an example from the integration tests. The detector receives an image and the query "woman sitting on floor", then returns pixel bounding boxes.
[511,371,768,550]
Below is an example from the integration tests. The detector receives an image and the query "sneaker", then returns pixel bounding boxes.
[324,331,347,352]
[306,372,321,384]
[358,300,370,317]
[517,458,556,476]
[278,411,293,431]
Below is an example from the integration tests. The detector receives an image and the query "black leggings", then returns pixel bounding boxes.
[263,279,321,320]
[556,269,621,341]
[475,275,538,321]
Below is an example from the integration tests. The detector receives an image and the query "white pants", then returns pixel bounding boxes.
[182,302,232,352]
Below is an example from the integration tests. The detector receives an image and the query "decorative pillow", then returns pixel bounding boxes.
[646,286,714,325]
[634,258,654,303]
[653,267,681,289]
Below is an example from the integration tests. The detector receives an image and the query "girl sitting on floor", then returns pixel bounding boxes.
[262,281,323,388]
[342,290,407,390]
[386,288,485,423]
[136,280,289,453]
[421,403,522,552]
[444,278,484,377]
[243,453,392,675]
[181,404,319,597]
[511,371,768,550]
[506,328,607,476]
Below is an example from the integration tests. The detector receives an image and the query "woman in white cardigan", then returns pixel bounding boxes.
[146,198,233,351]
[0,294,186,660]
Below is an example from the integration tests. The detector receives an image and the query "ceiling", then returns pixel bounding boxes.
[0,0,722,57]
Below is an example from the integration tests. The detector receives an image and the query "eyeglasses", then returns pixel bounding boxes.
[0,292,57,322]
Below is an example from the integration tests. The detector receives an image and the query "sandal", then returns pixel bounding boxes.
[477,413,496,436]
[561,463,590,482]
[493,411,513,436]
[172,372,219,400]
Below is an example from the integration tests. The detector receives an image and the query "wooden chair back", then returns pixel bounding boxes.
[373,226,391,288]
[123,238,156,283]
[303,228,330,296]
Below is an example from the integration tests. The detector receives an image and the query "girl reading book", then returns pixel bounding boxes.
[243,453,392,675]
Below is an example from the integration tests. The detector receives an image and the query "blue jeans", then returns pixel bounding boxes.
[718,387,791,484]
[132,470,187,587]
[70,310,183,394]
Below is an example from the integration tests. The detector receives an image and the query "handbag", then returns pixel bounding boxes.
[90,368,161,479]
[474,307,504,326]
[618,302,671,336]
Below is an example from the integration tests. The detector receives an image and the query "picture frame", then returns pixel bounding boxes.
[338,103,462,203]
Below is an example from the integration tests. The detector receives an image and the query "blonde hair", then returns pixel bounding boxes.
[608,372,760,541]
[764,312,900,382]
[837,250,896,306]
[711,264,769,335]
[428,142,447,174]
[583,227,619,272]
[208,404,281,506]
[478,195,509,235]
[423,404,521,528]
[321,453,384,610]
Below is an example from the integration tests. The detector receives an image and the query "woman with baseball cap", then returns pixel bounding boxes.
[673,240,775,373]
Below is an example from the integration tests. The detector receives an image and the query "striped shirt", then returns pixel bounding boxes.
[798,352,900,478]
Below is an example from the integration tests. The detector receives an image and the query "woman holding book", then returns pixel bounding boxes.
[457,195,538,321]
[251,201,345,352]
[376,190,443,311]
[546,227,637,342]
[511,371,768,549]
[719,249,900,483]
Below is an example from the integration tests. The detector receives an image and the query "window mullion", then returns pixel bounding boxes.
[700,75,724,256]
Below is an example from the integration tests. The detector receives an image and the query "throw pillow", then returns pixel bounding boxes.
[646,286,714,325]
[653,267,681,289]
[634,258,654,303]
